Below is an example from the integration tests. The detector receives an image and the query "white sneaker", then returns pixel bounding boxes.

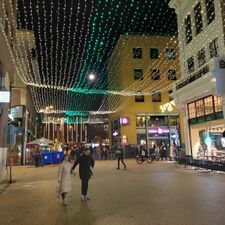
[81,195,85,201]
[85,196,90,201]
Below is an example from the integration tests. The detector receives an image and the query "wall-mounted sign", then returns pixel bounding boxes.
[120,117,129,125]
[113,130,119,137]
[0,91,10,103]
[160,100,175,113]
[10,106,23,118]
[148,128,170,134]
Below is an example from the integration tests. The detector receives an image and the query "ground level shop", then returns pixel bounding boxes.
[188,95,225,159]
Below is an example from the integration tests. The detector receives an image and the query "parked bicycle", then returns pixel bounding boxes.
[136,155,152,164]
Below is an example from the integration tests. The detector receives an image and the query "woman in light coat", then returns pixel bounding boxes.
[58,154,73,205]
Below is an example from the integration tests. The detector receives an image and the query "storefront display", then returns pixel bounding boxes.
[188,95,225,159]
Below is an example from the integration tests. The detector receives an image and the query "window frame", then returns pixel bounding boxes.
[194,2,203,35]
[134,68,144,80]
[133,47,143,59]
[150,48,159,59]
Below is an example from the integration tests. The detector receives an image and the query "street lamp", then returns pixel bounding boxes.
[88,73,96,81]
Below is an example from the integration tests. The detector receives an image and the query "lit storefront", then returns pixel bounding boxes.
[187,95,225,158]
[136,114,181,148]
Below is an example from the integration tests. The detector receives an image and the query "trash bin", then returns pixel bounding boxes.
[52,152,64,164]
[41,152,52,165]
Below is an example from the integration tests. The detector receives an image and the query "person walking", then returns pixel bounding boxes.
[116,145,126,170]
[70,147,95,201]
[57,154,73,205]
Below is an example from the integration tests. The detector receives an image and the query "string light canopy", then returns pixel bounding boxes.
[2,0,179,122]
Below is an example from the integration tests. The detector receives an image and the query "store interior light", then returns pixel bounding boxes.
[88,73,96,81]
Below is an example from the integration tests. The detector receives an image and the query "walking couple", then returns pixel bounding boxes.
[57,147,95,205]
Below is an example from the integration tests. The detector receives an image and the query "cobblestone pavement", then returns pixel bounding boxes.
[0,160,225,225]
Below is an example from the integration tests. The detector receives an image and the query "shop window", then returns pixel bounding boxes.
[197,48,206,67]
[134,68,143,80]
[169,116,179,126]
[166,49,175,59]
[148,116,166,127]
[135,92,144,102]
[188,102,196,119]
[209,38,219,58]
[196,99,204,117]
[187,56,194,73]
[204,96,214,115]
[205,0,215,25]
[133,48,142,59]
[185,15,192,44]
[194,2,203,35]
[214,96,222,112]
[168,69,176,80]
[151,69,160,80]
[136,116,146,127]
[152,92,161,102]
[150,48,159,59]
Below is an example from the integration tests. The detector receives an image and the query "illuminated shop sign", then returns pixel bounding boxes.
[120,117,129,125]
[0,91,10,103]
[113,131,119,137]
[148,128,170,134]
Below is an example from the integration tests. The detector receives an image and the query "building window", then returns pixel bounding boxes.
[150,48,159,59]
[194,2,203,35]
[134,68,143,80]
[133,48,142,59]
[151,69,160,80]
[135,92,144,102]
[196,99,204,117]
[187,56,194,73]
[204,96,214,115]
[166,49,175,59]
[168,69,176,80]
[136,116,146,127]
[214,96,222,112]
[205,0,215,24]
[188,103,196,119]
[168,90,174,101]
[185,15,192,44]
[209,38,219,58]
[152,92,161,102]
[197,48,206,67]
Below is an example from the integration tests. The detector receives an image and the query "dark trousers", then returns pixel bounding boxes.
[81,178,89,196]
[117,157,126,168]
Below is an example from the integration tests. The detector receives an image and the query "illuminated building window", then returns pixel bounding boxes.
[185,15,192,44]
[209,38,219,58]
[187,56,195,73]
[188,102,196,119]
[168,90,174,101]
[168,69,176,80]
[204,96,213,115]
[151,68,160,80]
[205,0,215,25]
[197,48,206,67]
[196,99,204,117]
[214,96,222,112]
[150,48,159,59]
[194,2,203,35]
[166,49,175,59]
[134,68,143,80]
[133,48,142,59]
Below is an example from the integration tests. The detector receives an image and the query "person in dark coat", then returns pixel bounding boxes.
[116,145,126,170]
[70,147,95,201]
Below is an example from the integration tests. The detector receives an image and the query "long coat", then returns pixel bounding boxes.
[58,161,73,194]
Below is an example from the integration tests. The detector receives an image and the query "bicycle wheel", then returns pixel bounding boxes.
[136,157,143,164]
[146,156,152,163]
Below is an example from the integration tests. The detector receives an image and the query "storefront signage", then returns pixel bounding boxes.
[113,131,119,137]
[10,106,23,118]
[160,100,175,113]
[148,128,170,134]
[0,91,10,103]
[120,117,129,125]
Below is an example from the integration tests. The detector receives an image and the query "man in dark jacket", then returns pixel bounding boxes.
[116,145,126,170]
[70,147,95,201]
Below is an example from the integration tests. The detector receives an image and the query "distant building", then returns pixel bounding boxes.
[108,34,184,151]
[170,0,225,157]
